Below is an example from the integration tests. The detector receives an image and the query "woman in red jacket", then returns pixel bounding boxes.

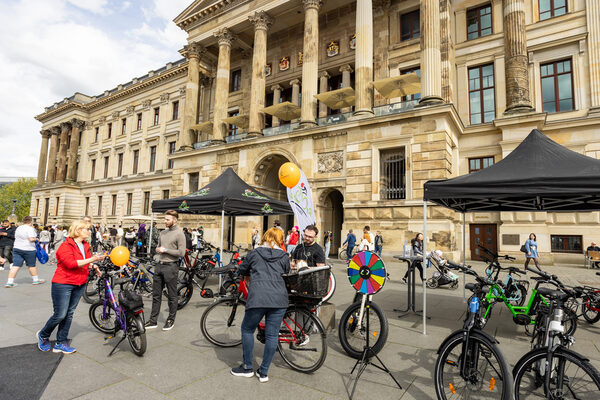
[36,220,105,354]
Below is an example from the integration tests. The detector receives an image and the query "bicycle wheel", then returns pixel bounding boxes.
[277,307,327,373]
[434,330,512,400]
[338,300,388,359]
[513,347,600,399]
[177,283,193,310]
[126,313,147,356]
[321,271,336,303]
[339,248,348,261]
[220,278,238,297]
[89,301,117,334]
[82,274,101,304]
[562,307,577,336]
[582,293,600,324]
[200,297,245,347]
[508,283,528,307]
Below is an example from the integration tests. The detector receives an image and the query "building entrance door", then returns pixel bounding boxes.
[470,224,497,261]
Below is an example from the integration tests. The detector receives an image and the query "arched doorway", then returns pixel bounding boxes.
[321,189,344,258]
[253,154,295,234]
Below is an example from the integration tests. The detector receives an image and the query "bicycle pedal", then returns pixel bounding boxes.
[104,335,114,340]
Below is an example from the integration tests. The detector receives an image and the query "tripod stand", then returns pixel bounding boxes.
[348,296,402,399]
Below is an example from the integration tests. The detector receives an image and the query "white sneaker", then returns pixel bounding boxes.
[9,263,13,268]
[0,267,4,271]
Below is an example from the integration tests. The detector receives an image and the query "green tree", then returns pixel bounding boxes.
[0,178,37,221]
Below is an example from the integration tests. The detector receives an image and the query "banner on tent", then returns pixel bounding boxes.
[286,170,316,232]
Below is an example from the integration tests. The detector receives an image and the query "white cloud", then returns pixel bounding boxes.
[0,0,188,177]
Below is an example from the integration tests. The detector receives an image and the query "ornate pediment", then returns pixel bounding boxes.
[174,0,248,30]
[175,0,223,26]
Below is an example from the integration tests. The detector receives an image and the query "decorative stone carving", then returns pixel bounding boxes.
[249,11,273,31]
[302,0,322,11]
[71,119,85,129]
[160,93,170,103]
[297,51,303,66]
[181,42,206,59]
[111,111,120,119]
[317,151,344,173]
[99,116,106,124]
[179,86,186,97]
[349,34,356,50]
[279,56,290,71]
[84,121,93,130]
[142,99,151,109]
[214,28,236,47]
[126,105,135,115]
[265,64,272,77]
[327,41,340,57]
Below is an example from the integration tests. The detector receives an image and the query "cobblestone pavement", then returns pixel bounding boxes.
[1,257,599,399]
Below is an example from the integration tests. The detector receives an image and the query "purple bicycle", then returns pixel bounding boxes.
[88,259,147,356]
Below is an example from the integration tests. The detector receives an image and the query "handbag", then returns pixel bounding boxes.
[35,241,49,264]
[520,244,527,253]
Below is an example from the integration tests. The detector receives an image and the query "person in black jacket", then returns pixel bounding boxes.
[403,233,424,283]
[0,220,16,269]
[230,227,290,383]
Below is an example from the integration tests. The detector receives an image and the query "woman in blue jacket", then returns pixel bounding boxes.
[230,227,290,383]
[524,233,541,271]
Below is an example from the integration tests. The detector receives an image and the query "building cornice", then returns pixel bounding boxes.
[176,0,252,31]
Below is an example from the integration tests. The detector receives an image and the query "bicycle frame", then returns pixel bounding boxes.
[101,276,128,335]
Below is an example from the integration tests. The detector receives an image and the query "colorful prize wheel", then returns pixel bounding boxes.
[347,251,386,294]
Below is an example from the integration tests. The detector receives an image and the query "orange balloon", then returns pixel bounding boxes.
[278,162,301,188]
[110,246,130,267]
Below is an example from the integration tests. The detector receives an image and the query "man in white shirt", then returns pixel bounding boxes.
[117,225,124,246]
[5,216,45,287]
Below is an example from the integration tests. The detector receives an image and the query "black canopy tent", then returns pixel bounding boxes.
[415,129,600,335]
[151,167,292,264]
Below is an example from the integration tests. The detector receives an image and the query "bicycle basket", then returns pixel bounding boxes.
[283,267,330,298]
[118,290,144,311]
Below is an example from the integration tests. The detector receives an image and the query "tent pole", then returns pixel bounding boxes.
[148,213,154,256]
[462,212,466,303]
[219,209,225,288]
[423,201,427,336]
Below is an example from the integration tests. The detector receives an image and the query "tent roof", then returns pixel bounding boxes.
[424,129,600,212]
[152,167,293,216]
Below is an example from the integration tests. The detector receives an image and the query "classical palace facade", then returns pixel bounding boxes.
[32,0,600,263]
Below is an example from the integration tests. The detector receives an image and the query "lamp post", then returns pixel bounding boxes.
[7,199,18,223]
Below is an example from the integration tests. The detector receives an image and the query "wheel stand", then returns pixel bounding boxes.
[348,300,402,399]
[393,257,429,319]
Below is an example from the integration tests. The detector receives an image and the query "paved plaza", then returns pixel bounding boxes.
[2,258,600,399]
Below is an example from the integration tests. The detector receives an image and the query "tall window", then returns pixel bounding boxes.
[401,67,421,102]
[467,4,492,40]
[85,197,89,216]
[168,141,176,169]
[107,123,112,139]
[230,69,242,92]
[380,147,406,200]
[469,156,495,173]
[97,196,103,216]
[136,113,142,130]
[541,59,574,113]
[228,111,239,136]
[153,107,160,125]
[551,235,582,253]
[172,101,179,120]
[55,197,60,216]
[468,64,495,124]
[126,193,132,215]
[35,199,40,216]
[143,191,150,215]
[189,172,199,193]
[121,118,126,135]
[111,194,117,216]
[103,156,109,179]
[162,190,170,199]
[149,146,157,172]
[132,149,139,174]
[117,153,123,177]
[91,159,96,180]
[539,0,567,21]
[400,10,420,41]
[94,127,99,143]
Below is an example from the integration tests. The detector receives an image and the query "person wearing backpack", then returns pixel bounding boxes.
[523,233,541,271]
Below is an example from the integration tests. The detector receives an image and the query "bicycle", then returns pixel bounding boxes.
[339,244,359,261]
[88,259,147,356]
[512,283,600,398]
[200,266,328,373]
[434,261,513,400]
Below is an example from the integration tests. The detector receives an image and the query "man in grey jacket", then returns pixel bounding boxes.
[146,210,186,331]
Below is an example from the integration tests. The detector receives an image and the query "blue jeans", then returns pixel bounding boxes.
[241,307,287,375]
[375,246,382,257]
[40,282,85,344]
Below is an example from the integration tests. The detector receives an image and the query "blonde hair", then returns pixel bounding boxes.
[262,227,284,249]
[68,220,91,239]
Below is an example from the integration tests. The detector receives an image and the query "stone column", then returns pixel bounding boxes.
[440,0,455,103]
[248,11,273,137]
[340,65,353,113]
[212,28,236,143]
[354,0,374,115]
[419,0,443,105]
[373,0,391,107]
[46,127,60,183]
[37,130,50,184]
[66,119,83,182]
[271,84,282,127]
[180,43,205,148]
[587,0,600,111]
[291,79,301,106]
[56,122,71,182]
[503,0,533,114]
[318,71,330,118]
[300,0,322,127]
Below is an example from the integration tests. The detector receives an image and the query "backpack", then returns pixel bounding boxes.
[35,242,49,264]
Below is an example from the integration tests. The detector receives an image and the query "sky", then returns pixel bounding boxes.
[0,0,193,177]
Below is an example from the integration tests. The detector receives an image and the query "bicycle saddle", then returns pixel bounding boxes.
[537,287,569,301]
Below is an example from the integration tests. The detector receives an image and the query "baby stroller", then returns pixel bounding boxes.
[426,250,459,289]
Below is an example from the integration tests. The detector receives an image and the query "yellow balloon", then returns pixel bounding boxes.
[110,246,130,267]
[278,162,301,188]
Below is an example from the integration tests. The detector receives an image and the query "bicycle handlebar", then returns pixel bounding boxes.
[478,244,516,261]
